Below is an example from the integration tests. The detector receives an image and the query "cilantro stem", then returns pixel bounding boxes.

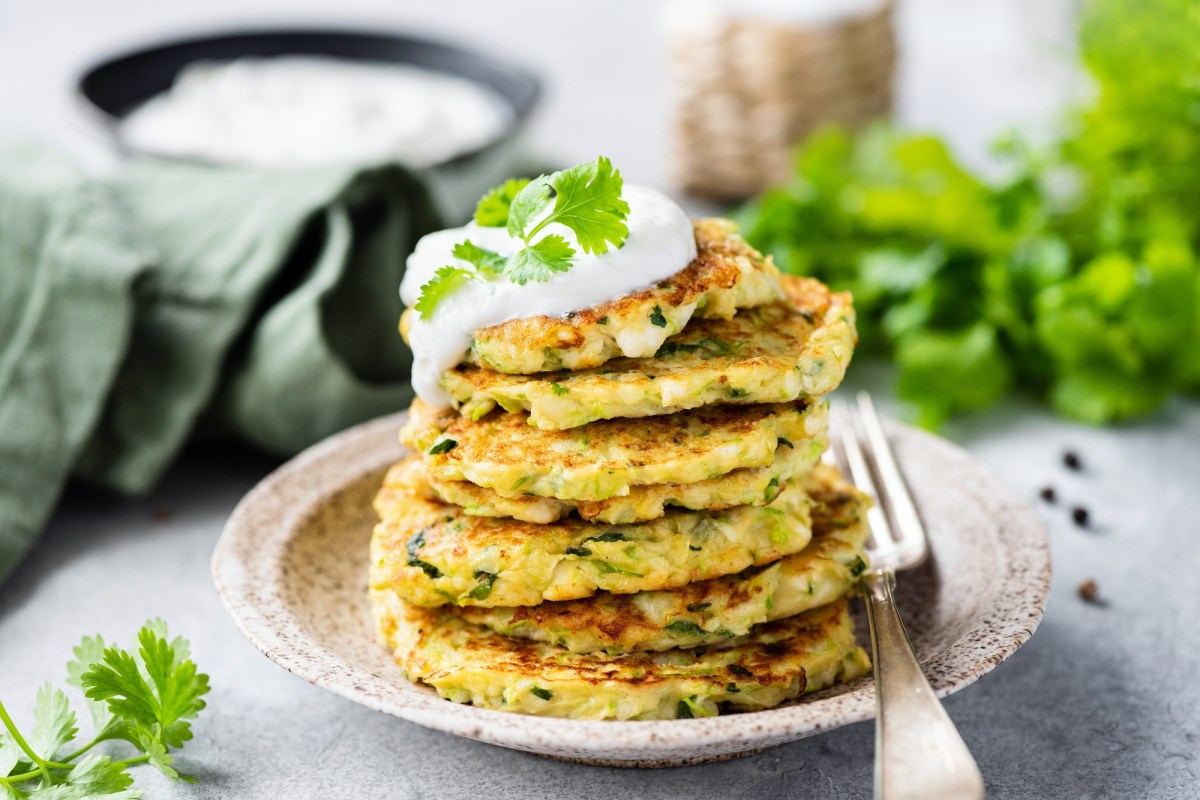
[0,698,95,785]
[0,698,55,774]
[0,767,43,783]
[59,735,101,763]
[522,214,551,245]
[0,757,151,786]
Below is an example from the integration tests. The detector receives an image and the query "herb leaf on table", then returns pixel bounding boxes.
[0,620,211,797]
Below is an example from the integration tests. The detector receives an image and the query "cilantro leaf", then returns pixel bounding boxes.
[26,755,139,799]
[26,783,140,798]
[517,157,630,255]
[895,323,1013,429]
[506,177,553,240]
[734,0,1200,427]
[413,266,476,320]
[141,619,190,664]
[506,234,575,285]
[413,243,503,320]
[0,731,20,777]
[67,636,113,734]
[1049,369,1169,424]
[451,240,506,276]
[81,622,210,752]
[131,725,191,783]
[474,178,530,227]
[30,684,77,762]
[0,621,210,799]
[506,157,629,252]
[415,157,630,317]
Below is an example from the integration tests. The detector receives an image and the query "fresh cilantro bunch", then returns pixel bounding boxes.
[0,620,210,798]
[414,156,630,319]
[737,0,1200,427]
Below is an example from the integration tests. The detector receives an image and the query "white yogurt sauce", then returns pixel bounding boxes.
[400,184,697,407]
[120,56,512,168]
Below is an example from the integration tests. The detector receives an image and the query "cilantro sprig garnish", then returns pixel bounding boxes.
[0,620,210,797]
[414,156,630,318]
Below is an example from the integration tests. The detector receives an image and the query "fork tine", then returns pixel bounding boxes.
[856,391,926,545]
[831,399,897,560]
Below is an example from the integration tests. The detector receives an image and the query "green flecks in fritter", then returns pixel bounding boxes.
[594,561,645,578]
[764,476,780,502]
[469,570,497,600]
[584,531,629,543]
[664,619,704,636]
[408,559,442,579]
[677,696,715,718]
[406,529,427,559]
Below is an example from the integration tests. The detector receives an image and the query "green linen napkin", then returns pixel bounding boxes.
[0,140,441,582]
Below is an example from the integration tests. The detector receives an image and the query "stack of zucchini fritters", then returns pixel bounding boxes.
[371,219,872,720]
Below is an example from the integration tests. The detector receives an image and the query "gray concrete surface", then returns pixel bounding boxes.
[3,381,1198,799]
[2,1,1198,798]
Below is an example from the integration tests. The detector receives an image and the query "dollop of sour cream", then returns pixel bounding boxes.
[400,184,697,407]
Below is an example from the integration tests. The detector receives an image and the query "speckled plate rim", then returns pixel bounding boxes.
[212,411,1050,766]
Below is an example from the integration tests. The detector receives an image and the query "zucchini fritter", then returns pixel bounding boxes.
[400,399,824,502]
[397,218,781,376]
[418,433,824,525]
[370,462,824,608]
[451,464,868,653]
[442,275,855,430]
[373,593,869,720]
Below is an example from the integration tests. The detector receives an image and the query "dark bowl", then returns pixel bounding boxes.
[76,27,541,170]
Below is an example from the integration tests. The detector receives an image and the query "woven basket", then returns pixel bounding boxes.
[667,1,896,200]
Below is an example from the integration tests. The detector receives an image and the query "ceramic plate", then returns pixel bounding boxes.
[212,412,1049,767]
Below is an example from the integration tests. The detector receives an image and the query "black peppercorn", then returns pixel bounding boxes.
[1064,451,1082,471]
[1071,506,1090,527]
[1039,486,1056,503]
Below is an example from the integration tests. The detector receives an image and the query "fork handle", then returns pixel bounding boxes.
[863,571,986,800]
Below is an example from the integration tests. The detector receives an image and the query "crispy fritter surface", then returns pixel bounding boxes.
[452,464,868,653]
[421,432,825,525]
[396,218,782,375]
[369,460,832,608]
[400,399,822,502]
[442,275,855,430]
[372,593,869,720]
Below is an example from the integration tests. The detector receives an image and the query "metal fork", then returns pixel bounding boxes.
[830,392,986,800]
